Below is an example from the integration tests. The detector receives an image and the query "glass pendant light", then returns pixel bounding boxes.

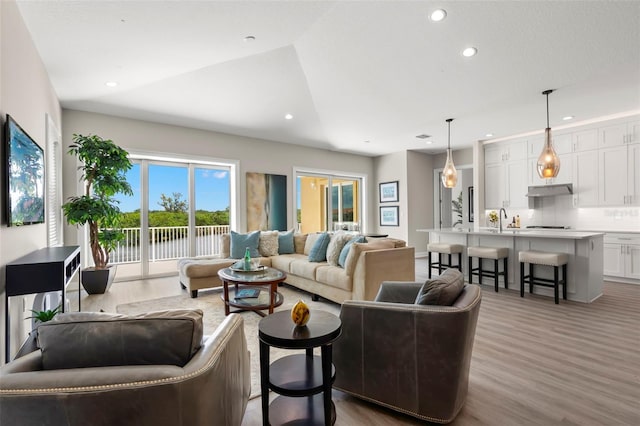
[537,89,560,179]
[442,118,458,188]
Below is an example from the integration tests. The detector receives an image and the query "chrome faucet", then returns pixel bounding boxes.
[499,207,508,233]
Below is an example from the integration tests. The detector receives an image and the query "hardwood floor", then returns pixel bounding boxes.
[74,259,640,425]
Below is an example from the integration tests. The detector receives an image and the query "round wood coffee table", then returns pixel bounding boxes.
[218,267,286,317]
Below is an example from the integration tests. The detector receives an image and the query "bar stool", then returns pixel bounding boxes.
[467,246,509,292]
[427,243,463,278]
[519,251,568,304]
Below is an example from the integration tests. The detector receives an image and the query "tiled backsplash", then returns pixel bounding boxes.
[484,197,640,231]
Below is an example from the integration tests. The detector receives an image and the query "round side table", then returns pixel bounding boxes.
[258,310,341,426]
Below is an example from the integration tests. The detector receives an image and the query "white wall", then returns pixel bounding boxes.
[62,110,376,242]
[0,0,62,363]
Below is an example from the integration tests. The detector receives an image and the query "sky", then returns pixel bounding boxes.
[113,164,230,213]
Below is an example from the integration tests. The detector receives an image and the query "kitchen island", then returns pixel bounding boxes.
[418,228,604,303]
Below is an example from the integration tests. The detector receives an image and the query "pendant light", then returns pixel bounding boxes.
[537,89,561,179]
[442,118,458,188]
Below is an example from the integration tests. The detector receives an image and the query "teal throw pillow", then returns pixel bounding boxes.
[230,231,260,259]
[308,232,331,262]
[338,235,366,268]
[278,229,295,254]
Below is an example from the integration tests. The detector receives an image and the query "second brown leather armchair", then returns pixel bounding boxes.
[333,280,482,424]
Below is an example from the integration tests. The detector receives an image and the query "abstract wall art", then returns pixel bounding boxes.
[246,172,287,231]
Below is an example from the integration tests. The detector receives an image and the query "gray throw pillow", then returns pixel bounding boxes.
[415,268,464,306]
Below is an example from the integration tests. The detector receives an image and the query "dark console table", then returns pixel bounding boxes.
[5,246,81,362]
[259,310,341,425]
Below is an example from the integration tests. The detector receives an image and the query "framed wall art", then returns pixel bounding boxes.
[379,206,399,227]
[379,181,398,203]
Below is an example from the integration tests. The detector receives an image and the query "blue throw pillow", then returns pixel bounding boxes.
[338,235,366,268]
[308,232,331,262]
[230,231,260,259]
[278,230,295,254]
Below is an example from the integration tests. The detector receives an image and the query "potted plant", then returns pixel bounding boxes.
[14,306,61,358]
[28,306,61,324]
[62,134,133,294]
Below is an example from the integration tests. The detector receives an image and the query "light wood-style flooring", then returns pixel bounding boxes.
[76,259,640,426]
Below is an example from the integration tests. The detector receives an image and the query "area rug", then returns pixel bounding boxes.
[116,284,341,399]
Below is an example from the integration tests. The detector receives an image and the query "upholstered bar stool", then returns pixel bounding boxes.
[519,251,568,304]
[427,243,463,278]
[467,246,509,292]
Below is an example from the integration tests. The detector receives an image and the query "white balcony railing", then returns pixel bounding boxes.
[110,225,230,264]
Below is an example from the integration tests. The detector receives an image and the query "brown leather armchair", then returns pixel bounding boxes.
[0,310,250,426]
[333,280,482,424]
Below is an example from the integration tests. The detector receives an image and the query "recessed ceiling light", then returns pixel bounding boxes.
[425,141,433,145]
[485,133,494,138]
[244,36,256,42]
[462,47,477,57]
[105,81,118,87]
[284,114,293,120]
[429,9,447,22]
[562,116,574,121]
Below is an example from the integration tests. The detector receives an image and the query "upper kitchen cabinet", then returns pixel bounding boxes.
[527,133,572,158]
[484,140,528,209]
[598,124,640,206]
[485,140,527,164]
[573,150,599,207]
[598,119,640,148]
[572,129,598,152]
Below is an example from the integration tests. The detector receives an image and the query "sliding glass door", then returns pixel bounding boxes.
[296,172,363,234]
[112,158,232,280]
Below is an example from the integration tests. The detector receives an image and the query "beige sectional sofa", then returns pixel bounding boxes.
[178,233,415,304]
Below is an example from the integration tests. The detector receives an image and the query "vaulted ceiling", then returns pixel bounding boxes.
[16,1,640,156]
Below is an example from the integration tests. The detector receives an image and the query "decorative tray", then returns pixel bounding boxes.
[230,261,265,273]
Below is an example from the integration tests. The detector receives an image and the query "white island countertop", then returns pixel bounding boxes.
[418,228,604,303]
[417,228,604,240]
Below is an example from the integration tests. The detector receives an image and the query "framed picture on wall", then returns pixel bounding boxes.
[468,186,474,222]
[379,181,399,203]
[380,206,399,226]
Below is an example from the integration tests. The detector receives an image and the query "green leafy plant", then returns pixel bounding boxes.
[452,191,463,228]
[62,134,133,269]
[27,306,60,323]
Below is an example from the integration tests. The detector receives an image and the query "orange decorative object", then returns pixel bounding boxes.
[291,299,310,326]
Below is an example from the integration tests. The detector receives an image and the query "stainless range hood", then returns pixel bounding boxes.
[526,183,573,197]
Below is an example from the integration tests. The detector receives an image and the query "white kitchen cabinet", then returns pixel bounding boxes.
[573,150,598,206]
[603,234,640,282]
[628,245,640,280]
[598,146,627,206]
[527,133,572,158]
[598,141,639,206]
[506,160,528,208]
[484,140,527,209]
[603,244,625,277]
[628,143,640,206]
[486,140,526,164]
[485,163,505,209]
[572,129,598,152]
[598,119,640,148]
